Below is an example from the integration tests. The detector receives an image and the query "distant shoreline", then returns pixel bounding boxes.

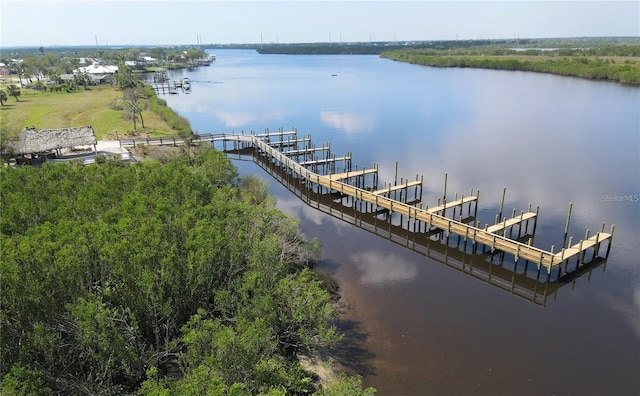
[251,37,640,86]
[380,52,640,86]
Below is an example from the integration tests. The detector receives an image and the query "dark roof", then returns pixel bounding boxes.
[8,126,97,154]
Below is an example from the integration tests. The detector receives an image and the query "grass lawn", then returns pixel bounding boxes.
[1,85,179,140]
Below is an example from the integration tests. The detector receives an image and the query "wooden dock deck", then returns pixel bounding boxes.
[120,130,614,274]
[246,132,613,273]
[486,212,537,234]
[282,146,329,156]
[373,180,422,196]
[299,156,351,167]
[554,232,612,262]
[328,168,379,180]
[251,152,609,306]
[427,196,478,214]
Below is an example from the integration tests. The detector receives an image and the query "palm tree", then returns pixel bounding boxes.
[10,62,24,88]
[74,73,89,90]
[7,85,20,102]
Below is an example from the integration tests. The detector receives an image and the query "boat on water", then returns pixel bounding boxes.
[192,55,216,66]
[182,77,191,87]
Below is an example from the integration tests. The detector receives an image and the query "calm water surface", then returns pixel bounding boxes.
[163,49,639,395]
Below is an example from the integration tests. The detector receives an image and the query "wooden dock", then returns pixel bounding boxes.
[251,150,609,306]
[373,180,422,196]
[328,168,378,180]
[120,129,614,275]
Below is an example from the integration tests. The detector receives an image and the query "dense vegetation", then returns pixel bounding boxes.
[382,44,640,85]
[0,147,374,394]
[255,37,640,55]
[145,86,192,136]
[255,40,528,55]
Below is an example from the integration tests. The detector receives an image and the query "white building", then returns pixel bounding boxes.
[75,63,118,74]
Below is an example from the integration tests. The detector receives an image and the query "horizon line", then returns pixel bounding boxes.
[2,36,639,50]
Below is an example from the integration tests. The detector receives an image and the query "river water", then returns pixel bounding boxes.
[162,49,639,395]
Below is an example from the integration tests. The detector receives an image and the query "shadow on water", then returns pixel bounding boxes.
[312,258,377,376]
[329,318,377,377]
[227,146,609,308]
[316,257,341,275]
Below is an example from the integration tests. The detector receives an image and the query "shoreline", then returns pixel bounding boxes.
[380,52,640,85]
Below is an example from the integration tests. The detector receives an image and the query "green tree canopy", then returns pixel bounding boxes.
[7,85,20,101]
[122,85,149,131]
[0,147,372,394]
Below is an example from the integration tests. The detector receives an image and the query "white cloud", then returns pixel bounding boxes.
[350,250,418,287]
[215,111,258,128]
[600,285,640,338]
[320,110,377,133]
[276,195,327,227]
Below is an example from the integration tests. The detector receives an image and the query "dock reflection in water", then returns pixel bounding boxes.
[230,146,607,308]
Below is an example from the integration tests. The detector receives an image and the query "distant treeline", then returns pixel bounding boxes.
[0,47,207,68]
[255,37,640,55]
[256,39,544,55]
[382,48,640,85]
[253,38,640,85]
[7,37,639,57]
[3,39,519,55]
[384,44,640,57]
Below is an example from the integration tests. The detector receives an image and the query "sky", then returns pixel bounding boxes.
[1,1,638,48]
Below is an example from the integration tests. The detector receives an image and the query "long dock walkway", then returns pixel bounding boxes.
[251,151,608,307]
[120,130,614,274]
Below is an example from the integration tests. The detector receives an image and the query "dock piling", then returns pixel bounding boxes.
[498,187,506,223]
[563,202,573,248]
